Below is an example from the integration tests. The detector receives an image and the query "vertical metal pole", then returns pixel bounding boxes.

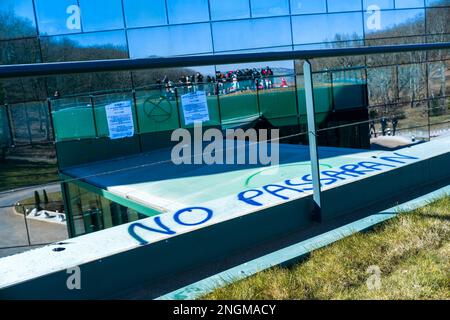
[303,60,322,222]
[24,104,33,145]
[46,98,56,142]
[330,71,335,112]
[174,87,183,128]
[22,205,31,246]
[5,104,15,146]
[61,181,74,238]
[132,89,143,153]
[215,83,223,129]
[256,77,261,117]
[90,95,98,138]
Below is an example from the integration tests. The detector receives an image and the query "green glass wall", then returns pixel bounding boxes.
[66,182,144,237]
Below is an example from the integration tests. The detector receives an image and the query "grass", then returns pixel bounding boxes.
[203,196,450,300]
[15,191,62,206]
[0,160,59,192]
[14,191,63,214]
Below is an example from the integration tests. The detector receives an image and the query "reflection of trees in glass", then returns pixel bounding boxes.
[0,9,36,40]
[426,6,450,47]
[366,13,425,40]
[0,38,40,65]
[41,37,128,63]
[133,67,202,88]
[313,10,444,109]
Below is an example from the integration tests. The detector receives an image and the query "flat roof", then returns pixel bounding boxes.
[63,143,380,214]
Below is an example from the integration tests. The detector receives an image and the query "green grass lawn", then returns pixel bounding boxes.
[203,196,450,300]
[0,160,59,192]
[14,191,63,213]
[15,191,62,206]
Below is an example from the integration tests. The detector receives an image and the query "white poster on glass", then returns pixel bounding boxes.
[181,91,210,125]
[105,101,134,140]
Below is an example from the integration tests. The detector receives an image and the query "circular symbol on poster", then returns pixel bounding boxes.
[143,95,173,123]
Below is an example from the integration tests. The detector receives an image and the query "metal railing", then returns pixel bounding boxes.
[0,41,449,240]
[1,43,449,78]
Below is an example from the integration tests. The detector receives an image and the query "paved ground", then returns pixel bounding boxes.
[0,183,68,258]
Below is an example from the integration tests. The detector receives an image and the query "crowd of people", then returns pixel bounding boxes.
[155,66,289,97]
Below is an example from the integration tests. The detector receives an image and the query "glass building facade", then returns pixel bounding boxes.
[0,1,448,63]
[0,1,448,107]
[0,1,448,98]
[1,1,449,237]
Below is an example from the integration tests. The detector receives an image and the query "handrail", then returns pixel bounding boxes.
[0,42,449,79]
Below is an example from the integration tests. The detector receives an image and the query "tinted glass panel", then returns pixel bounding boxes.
[251,0,290,18]
[427,7,450,34]
[51,97,96,141]
[364,9,425,39]
[79,0,124,32]
[123,0,167,27]
[9,101,51,144]
[128,24,213,58]
[327,0,362,12]
[93,92,137,137]
[0,38,40,65]
[212,17,292,52]
[290,0,326,14]
[209,0,250,20]
[0,106,10,146]
[35,0,81,35]
[426,0,450,7]
[395,0,425,8]
[292,13,364,44]
[135,87,181,133]
[41,31,128,62]
[0,0,37,40]
[46,71,132,97]
[167,0,209,24]
[363,0,395,10]
[2,77,47,103]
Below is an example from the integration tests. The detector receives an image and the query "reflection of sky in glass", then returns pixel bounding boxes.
[290,0,327,14]
[395,0,425,8]
[292,12,364,44]
[209,0,250,20]
[35,0,79,35]
[212,17,292,52]
[363,0,395,10]
[0,0,37,39]
[128,24,213,58]
[123,0,167,27]
[79,0,123,32]
[0,0,35,21]
[328,0,362,12]
[365,9,425,37]
[251,0,290,18]
[167,0,209,24]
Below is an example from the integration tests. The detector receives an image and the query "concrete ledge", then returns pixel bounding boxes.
[1,138,449,299]
[157,184,450,300]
